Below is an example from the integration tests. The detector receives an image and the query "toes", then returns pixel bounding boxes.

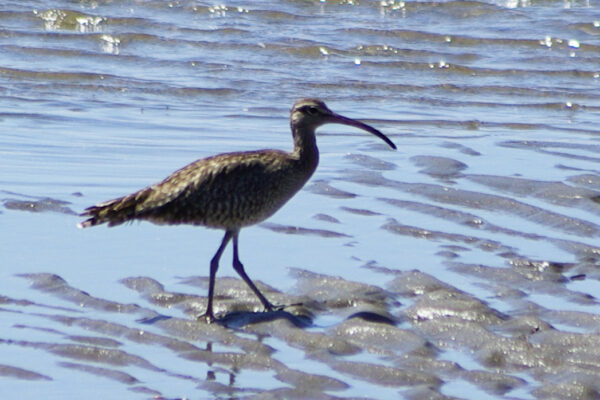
[198,313,215,324]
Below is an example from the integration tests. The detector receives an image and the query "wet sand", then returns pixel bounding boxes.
[3,158,600,398]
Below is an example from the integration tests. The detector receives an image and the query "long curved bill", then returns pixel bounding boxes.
[329,113,397,150]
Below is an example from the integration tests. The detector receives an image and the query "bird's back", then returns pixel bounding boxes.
[79,149,315,230]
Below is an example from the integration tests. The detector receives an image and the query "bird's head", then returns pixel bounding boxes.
[290,98,396,150]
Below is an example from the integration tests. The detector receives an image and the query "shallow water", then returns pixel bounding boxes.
[2,0,600,398]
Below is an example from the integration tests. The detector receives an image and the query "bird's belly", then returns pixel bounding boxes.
[138,157,314,230]
[199,195,288,229]
[145,183,300,230]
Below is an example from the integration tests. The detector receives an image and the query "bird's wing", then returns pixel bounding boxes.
[135,150,291,209]
[79,150,292,227]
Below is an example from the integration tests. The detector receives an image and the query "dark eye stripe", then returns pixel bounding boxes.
[303,106,318,115]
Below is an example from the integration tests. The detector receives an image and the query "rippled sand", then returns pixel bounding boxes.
[4,156,600,398]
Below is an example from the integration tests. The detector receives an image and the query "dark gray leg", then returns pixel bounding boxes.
[232,230,274,311]
[203,230,233,323]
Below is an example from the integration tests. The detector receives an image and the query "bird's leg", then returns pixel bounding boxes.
[232,230,277,312]
[201,230,233,323]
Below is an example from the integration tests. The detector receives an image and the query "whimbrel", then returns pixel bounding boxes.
[79,99,396,322]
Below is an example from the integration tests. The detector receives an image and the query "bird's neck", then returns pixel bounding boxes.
[291,124,319,175]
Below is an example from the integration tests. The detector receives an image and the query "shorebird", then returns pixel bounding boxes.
[79,99,396,323]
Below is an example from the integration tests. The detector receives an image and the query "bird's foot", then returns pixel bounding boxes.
[265,302,303,313]
[263,301,281,312]
[197,312,216,324]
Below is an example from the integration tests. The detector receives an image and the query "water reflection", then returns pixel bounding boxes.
[33,9,105,32]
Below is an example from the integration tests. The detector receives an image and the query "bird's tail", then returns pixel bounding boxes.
[78,188,152,229]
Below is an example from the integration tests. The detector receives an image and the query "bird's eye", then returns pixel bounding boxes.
[304,106,319,116]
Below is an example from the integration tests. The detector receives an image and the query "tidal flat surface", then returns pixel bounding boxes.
[2,0,600,398]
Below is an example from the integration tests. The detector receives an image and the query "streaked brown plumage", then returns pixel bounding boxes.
[79,99,396,322]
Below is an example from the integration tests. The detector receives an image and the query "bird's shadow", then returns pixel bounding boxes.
[216,309,313,329]
[137,308,313,329]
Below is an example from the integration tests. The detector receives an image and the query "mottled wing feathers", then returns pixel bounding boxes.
[78,187,152,228]
[79,149,302,229]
